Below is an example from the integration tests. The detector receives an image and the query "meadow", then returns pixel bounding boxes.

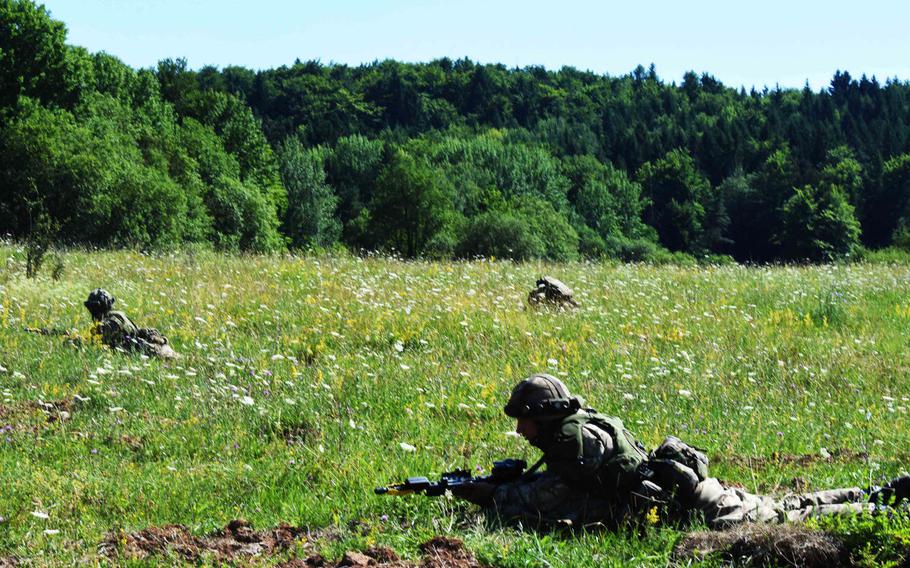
[1,245,909,566]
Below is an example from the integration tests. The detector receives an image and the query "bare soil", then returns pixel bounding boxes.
[101,521,486,567]
[674,523,851,567]
[277,536,485,568]
[99,519,308,563]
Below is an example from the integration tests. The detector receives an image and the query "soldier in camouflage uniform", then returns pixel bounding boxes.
[528,277,578,308]
[452,374,910,528]
[84,289,179,359]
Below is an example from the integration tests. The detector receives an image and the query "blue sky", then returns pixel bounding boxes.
[42,0,910,91]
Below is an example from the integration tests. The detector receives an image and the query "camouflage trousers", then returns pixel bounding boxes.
[692,477,872,528]
[490,474,872,528]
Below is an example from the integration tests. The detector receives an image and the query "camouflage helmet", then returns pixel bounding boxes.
[504,374,583,420]
[537,276,573,297]
[84,289,115,313]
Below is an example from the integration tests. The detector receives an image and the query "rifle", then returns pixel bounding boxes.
[24,327,73,337]
[375,458,528,496]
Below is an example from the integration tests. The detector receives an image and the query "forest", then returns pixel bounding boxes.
[3,0,910,263]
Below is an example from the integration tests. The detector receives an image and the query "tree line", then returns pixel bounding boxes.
[3,0,910,262]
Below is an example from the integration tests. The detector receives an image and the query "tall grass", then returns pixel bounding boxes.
[1,246,909,564]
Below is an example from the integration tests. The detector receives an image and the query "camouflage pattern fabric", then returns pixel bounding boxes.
[691,477,871,528]
[489,473,872,528]
[95,311,178,359]
[491,472,629,525]
[489,410,647,525]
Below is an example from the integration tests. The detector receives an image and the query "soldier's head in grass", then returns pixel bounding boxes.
[504,374,585,445]
[84,289,115,321]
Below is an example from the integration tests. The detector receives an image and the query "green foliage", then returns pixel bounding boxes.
[325,135,385,235]
[368,149,453,257]
[562,155,649,241]
[638,148,713,253]
[0,0,72,108]
[456,210,545,260]
[778,182,861,261]
[882,154,910,246]
[5,3,910,262]
[277,139,340,249]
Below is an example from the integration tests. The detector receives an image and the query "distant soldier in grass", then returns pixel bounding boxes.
[452,374,910,528]
[528,276,578,308]
[83,289,179,359]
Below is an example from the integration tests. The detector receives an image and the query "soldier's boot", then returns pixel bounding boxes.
[868,474,910,505]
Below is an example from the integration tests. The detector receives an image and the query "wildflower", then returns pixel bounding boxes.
[678,389,692,397]
[394,342,404,352]
[399,442,416,452]
[646,506,659,525]
[239,396,254,406]
[30,511,49,519]
[43,529,60,535]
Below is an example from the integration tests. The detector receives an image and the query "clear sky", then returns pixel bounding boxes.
[41,0,910,91]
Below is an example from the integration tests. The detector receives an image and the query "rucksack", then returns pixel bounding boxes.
[650,435,709,481]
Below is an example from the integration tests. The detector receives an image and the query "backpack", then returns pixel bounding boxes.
[650,435,709,481]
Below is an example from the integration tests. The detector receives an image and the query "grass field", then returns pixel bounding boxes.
[1,246,909,566]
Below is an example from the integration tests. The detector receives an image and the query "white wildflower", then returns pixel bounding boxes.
[30,511,49,520]
[239,396,254,406]
[399,442,417,452]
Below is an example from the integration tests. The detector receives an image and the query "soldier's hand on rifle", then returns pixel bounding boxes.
[451,481,496,506]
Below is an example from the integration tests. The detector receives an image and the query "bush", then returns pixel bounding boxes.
[456,211,545,260]
[604,236,661,262]
[576,225,607,259]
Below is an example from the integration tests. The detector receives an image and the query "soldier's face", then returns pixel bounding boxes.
[515,417,539,442]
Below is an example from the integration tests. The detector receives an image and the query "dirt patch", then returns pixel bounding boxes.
[715,448,870,468]
[418,536,485,568]
[99,519,308,563]
[102,520,486,567]
[280,536,484,568]
[674,524,851,567]
[0,557,18,568]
